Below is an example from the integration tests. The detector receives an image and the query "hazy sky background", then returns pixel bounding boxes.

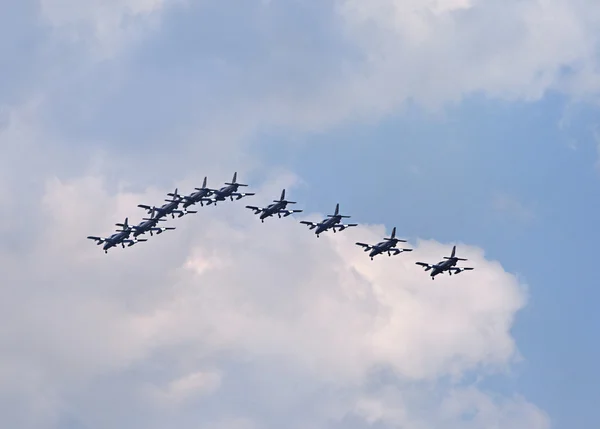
[1,1,599,428]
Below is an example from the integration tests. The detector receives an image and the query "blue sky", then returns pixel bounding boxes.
[266,94,600,427]
[1,1,599,428]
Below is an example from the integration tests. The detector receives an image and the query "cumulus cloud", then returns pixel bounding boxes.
[0,173,545,428]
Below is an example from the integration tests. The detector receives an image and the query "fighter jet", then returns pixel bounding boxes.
[137,188,196,219]
[201,172,255,205]
[87,218,147,253]
[181,176,213,210]
[299,203,357,237]
[245,189,303,222]
[415,245,474,280]
[131,208,176,238]
[355,227,413,260]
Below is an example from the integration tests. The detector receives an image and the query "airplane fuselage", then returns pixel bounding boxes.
[315,216,341,234]
[155,200,180,217]
[260,201,286,219]
[430,258,457,277]
[212,184,238,201]
[183,189,210,208]
[103,230,130,251]
[369,240,396,257]
[133,220,156,237]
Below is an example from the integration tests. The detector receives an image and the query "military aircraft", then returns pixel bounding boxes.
[245,189,303,222]
[415,245,474,280]
[131,208,176,238]
[181,176,213,210]
[201,172,255,205]
[87,218,147,253]
[299,203,357,237]
[138,188,196,219]
[355,227,413,260]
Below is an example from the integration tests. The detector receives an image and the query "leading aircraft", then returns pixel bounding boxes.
[201,172,255,205]
[355,227,413,260]
[138,188,196,219]
[87,218,147,253]
[245,189,303,222]
[415,245,474,280]
[181,176,213,210]
[299,203,357,237]
[131,208,176,238]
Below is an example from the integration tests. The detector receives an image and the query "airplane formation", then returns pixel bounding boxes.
[87,172,474,280]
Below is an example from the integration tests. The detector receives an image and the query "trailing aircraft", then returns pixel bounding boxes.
[201,172,255,205]
[138,188,196,219]
[415,245,474,279]
[355,227,412,260]
[181,176,213,210]
[245,189,303,222]
[87,218,147,253]
[131,208,176,238]
[299,203,357,237]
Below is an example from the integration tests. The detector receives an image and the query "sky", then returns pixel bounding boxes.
[1,0,599,428]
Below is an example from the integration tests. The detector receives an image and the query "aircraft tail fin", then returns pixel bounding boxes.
[328,203,340,217]
[384,227,398,241]
[166,188,181,199]
[274,188,296,203]
[444,245,467,261]
[225,172,237,185]
[225,171,248,187]
[115,217,129,230]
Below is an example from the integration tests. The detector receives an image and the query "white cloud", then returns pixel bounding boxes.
[355,385,550,429]
[330,0,600,115]
[0,173,543,428]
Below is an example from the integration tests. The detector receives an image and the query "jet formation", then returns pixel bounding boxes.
[88,172,475,279]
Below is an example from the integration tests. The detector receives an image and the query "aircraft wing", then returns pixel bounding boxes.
[151,227,175,235]
[137,204,153,212]
[450,267,474,273]
[245,205,264,214]
[87,236,105,244]
[200,197,220,206]
[122,238,148,247]
[280,209,303,217]
[415,262,433,270]
[232,192,255,200]
[300,220,320,230]
[355,242,373,250]
[332,223,358,231]
[168,210,190,218]
[393,248,413,255]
